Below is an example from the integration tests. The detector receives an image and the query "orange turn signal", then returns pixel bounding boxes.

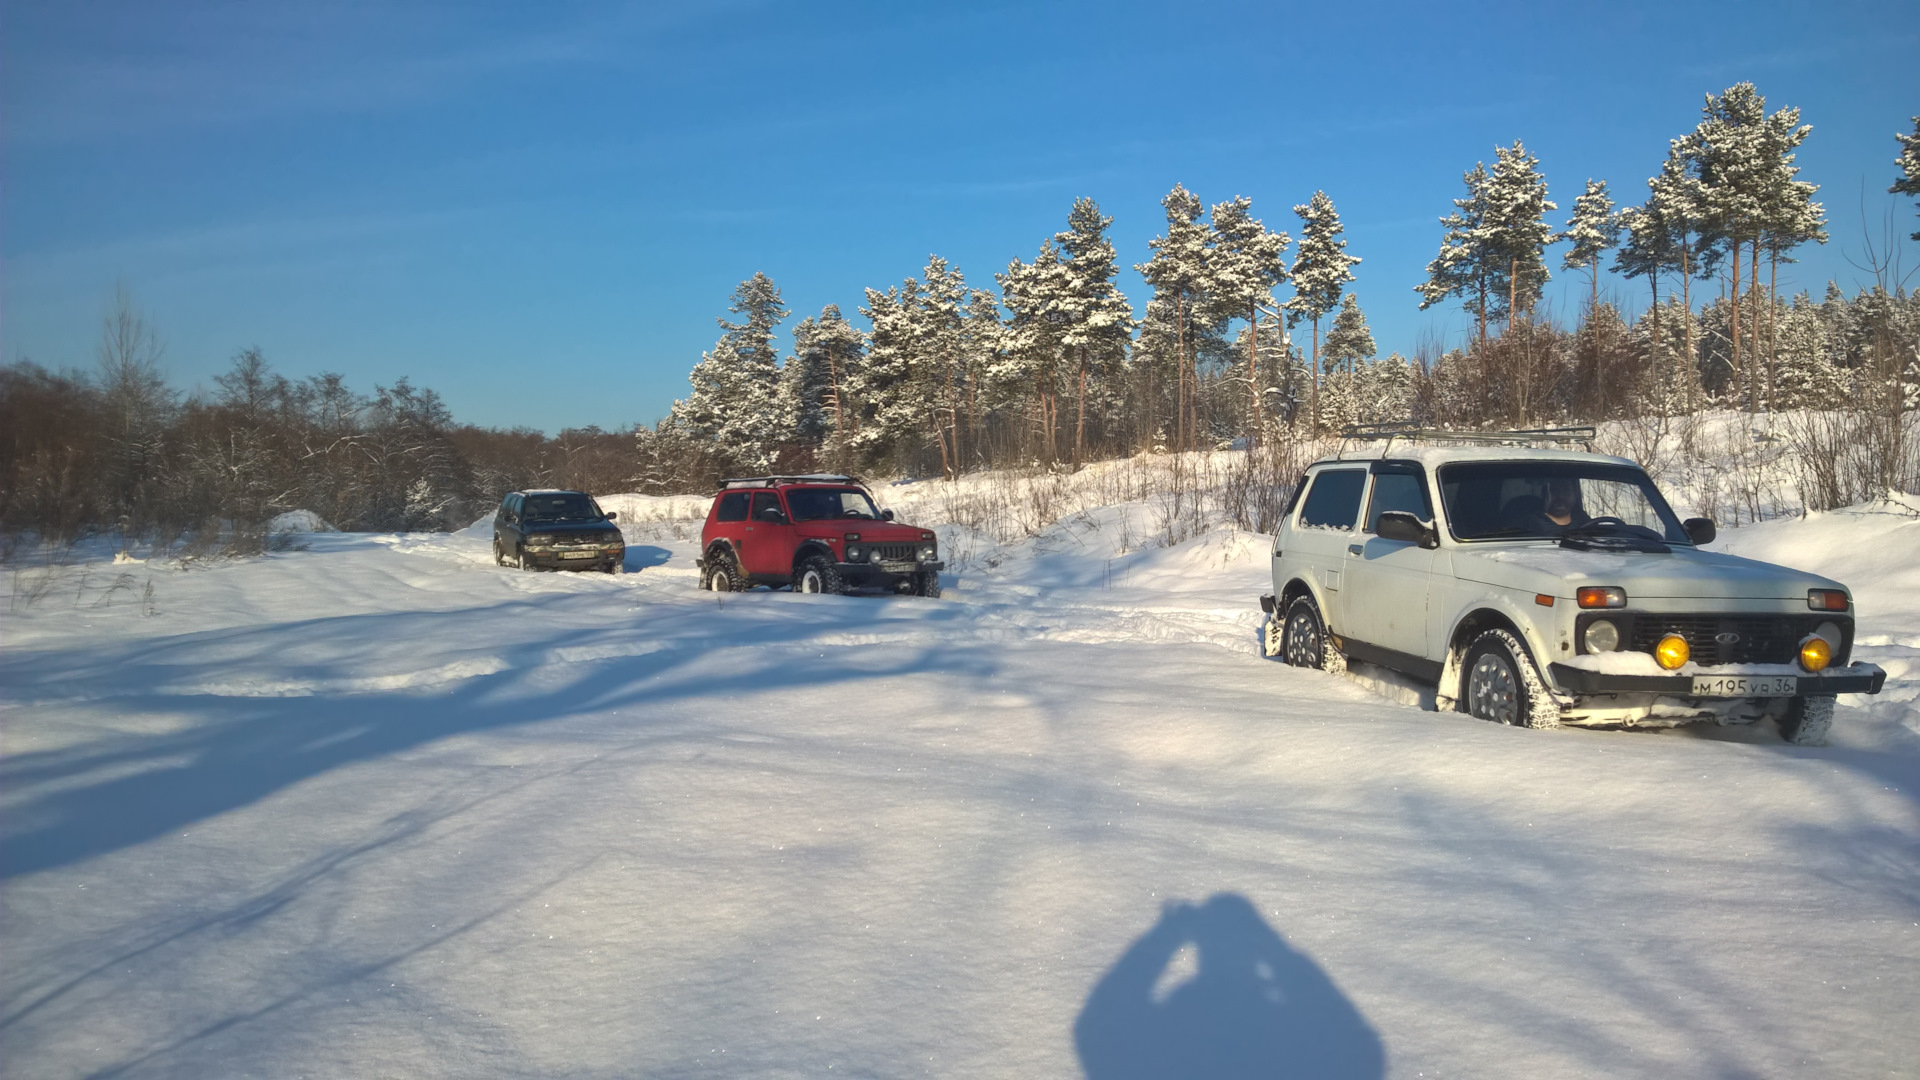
[1577,586,1627,609]
[1808,590,1849,612]
[1535,594,1555,607]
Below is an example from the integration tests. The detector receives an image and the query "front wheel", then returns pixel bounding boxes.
[911,570,941,598]
[514,546,531,571]
[1460,629,1560,729]
[1778,696,1834,746]
[794,555,845,595]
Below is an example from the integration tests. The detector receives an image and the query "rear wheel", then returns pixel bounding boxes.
[1281,597,1327,670]
[1778,696,1834,746]
[1460,629,1560,729]
[795,555,844,595]
[703,551,746,592]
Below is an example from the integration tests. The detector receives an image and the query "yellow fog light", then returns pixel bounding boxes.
[1799,636,1832,672]
[1654,633,1690,670]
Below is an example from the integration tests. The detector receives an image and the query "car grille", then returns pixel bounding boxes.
[869,543,919,562]
[1627,614,1833,666]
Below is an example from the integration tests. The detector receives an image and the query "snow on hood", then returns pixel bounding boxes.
[1453,543,1846,599]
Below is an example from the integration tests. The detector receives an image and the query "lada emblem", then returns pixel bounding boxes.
[1714,632,1741,645]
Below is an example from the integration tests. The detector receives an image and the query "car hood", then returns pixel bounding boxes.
[1449,543,1846,599]
[796,521,931,542]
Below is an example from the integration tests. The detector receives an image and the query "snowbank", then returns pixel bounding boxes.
[265,509,335,534]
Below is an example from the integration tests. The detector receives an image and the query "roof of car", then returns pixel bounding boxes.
[515,489,590,496]
[1312,445,1641,469]
[717,474,866,490]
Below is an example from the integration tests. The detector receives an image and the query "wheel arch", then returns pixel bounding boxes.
[792,540,836,574]
[1437,602,1556,712]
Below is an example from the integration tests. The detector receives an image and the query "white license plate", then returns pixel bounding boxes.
[1690,675,1797,698]
[559,551,598,559]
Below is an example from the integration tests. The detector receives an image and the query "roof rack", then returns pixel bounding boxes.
[1336,423,1597,457]
[717,474,862,490]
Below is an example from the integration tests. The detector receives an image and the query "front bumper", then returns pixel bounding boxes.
[1548,662,1885,698]
[525,546,624,570]
[837,559,943,580]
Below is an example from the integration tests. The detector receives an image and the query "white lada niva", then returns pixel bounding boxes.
[1259,429,1885,745]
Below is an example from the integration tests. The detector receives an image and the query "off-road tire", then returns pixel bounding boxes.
[1282,597,1335,670]
[1261,612,1284,658]
[1779,696,1835,746]
[911,570,941,598]
[702,550,746,592]
[794,555,845,595]
[1460,629,1561,729]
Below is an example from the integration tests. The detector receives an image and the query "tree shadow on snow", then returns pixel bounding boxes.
[1075,893,1385,1080]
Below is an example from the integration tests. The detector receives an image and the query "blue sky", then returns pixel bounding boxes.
[5,0,1916,433]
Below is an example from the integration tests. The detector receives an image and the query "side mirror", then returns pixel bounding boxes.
[882,509,895,521]
[1377,511,1438,548]
[1684,517,1716,545]
[757,506,788,524]
[604,511,618,522]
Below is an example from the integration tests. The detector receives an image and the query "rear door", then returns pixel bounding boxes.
[740,490,792,577]
[1342,461,1437,661]
[1288,466,1368,633]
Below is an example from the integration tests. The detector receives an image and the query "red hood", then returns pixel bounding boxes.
[794,520,930,541]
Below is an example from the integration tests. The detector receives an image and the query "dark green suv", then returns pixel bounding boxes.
[493,490,625,573]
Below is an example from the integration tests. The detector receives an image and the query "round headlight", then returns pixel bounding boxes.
[869,549,882,562]
[1654,633,1690,670]
[1583,619,1620,653]
[1799,636,1832,672]
[920,545,936,561]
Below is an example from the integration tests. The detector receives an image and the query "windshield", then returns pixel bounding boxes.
[786,487,881,522]
[1437,462,1688,543]
[522,493,604,523]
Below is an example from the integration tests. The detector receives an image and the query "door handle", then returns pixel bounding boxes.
[1348,544,1364,556]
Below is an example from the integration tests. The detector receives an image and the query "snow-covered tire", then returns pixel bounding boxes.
[794,555,844,595]
[1281,597,1331,670]
[912,570,941,599]
[605,559,621,575]
[494,541,507,567]
[1460,629,1561,729]
[703,551,746,592]
[1779,696,1834,746]
[514,547,532,571]
[1260,611,1283,658]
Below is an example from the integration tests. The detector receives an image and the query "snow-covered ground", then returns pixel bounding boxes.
[3,480,1918,1079]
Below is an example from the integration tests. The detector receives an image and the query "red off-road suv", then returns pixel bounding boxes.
[697,475,943,597]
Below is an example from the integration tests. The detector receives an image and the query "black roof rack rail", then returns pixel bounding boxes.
[1335,423,1597,457]
[716,474,863,490]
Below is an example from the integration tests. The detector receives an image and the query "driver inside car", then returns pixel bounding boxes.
[1542,478,1590,528]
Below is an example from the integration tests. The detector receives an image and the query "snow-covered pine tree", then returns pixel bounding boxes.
[1417,163,1494,344]
[1483,140,1557,326]
[1054,198,1137,464]
[670,272,790,472]
[1321,293,1376,429]
[1896,116,1920,241]
[1285,191,1359,433]
[1135,185,1218,451]
[1755,101,1824,410]
[851,280,919,466]
[1680,83,1777,410]
[1206,196,1288,446]
[997,240,1076,461]
[789,305,866,466]
[1558,179,1621,314]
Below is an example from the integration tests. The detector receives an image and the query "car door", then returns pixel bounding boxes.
[1288,466,1369,633]
[740,490,792,577]
[500,494,526,552]
[1342,461,1438,662]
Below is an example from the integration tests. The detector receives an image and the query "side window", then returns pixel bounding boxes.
[715,492,749,523]
[1365,470,1433,532]
[750,491,784,521]
[1298,469,1366,530]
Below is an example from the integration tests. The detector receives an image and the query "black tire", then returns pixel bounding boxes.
[1460,629,1561,729]
[514,546,531,571]
[1778,696,1834,746]
[703,550,747,592]
[1281,597,1327,670]
[494,540,507,567]
[794,555,845,595]
[912,570,942,599]
[605,559,621,575]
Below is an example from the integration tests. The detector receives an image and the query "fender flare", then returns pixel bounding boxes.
[792,540,836,574]
[1437,597,1564,711]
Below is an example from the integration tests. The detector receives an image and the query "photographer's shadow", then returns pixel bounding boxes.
[1075,893,1385,1080]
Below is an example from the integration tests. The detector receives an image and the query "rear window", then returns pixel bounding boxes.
[714,492,749,522]
[1298,469,1366,530]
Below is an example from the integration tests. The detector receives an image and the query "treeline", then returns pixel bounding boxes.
[0,293,639,541]
[656,84,1919,481]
